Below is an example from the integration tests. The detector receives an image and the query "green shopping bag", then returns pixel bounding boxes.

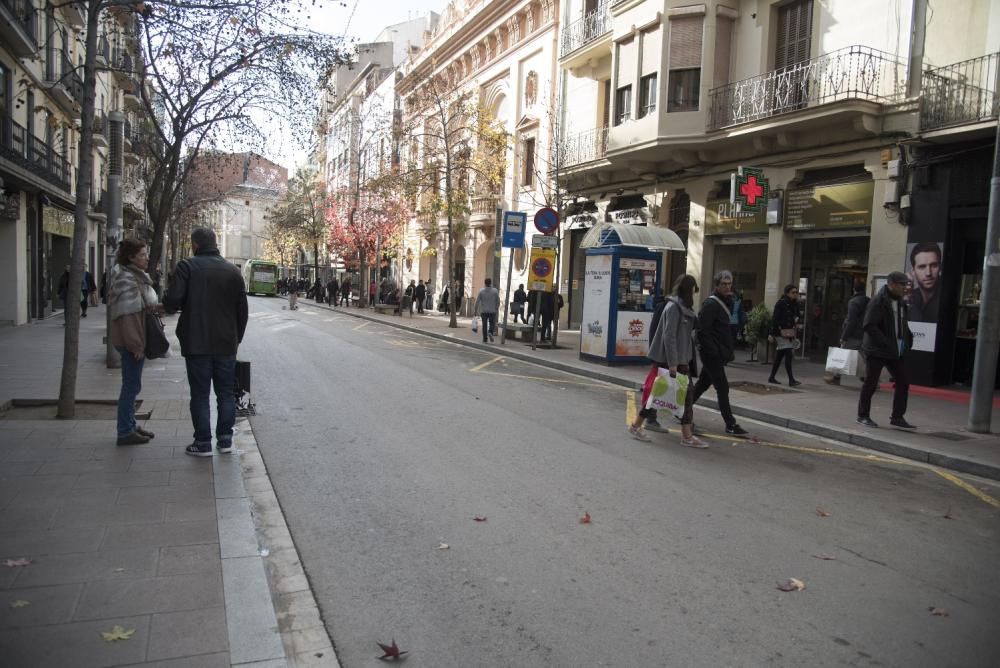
[645,369,689,419]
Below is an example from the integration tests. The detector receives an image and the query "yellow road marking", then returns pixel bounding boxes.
[469,356,503,373]
[931,469,1000,508]
[622,391,999,507]
[626,390,637,425]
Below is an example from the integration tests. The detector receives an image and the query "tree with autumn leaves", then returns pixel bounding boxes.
[267,167,329,283]
[399,72,508,328]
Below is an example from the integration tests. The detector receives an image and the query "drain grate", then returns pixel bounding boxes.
[925,431,973,441]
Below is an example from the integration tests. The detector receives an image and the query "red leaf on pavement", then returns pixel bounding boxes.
[579,512,591,524]
[377,638,408,660]
[776,577,806,592]
[750,436,762,444]
[812,554,837,561]
[472,516,487,522]
[928,607,950,617]
[2,558,32,568]
[815,507,831,518]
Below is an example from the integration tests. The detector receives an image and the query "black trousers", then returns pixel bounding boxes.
[770,347,796,381]
[691,355,736,428]
[858,355,909,420]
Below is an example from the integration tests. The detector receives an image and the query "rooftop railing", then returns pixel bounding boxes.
[921,52,999,130]
[709,45,906,130]
[560,3,611,58]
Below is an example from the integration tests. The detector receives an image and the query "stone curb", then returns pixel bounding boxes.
[296,298,1000,483]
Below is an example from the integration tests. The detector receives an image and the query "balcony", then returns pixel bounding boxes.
[708,45,906,131]
[62,1,85,27]
[559,127,608,168]
[469,195,498,229]
[921,52,999,132]
[93,113,108,149]
[559,3,611,64]
[0,117,72,192]
[113,47,133,85]
[96,34,110,66]
[0,0,39,56]
[123,84,142,111]
[45,49,84,115]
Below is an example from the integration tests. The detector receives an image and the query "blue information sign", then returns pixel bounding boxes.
[502,211,527,248]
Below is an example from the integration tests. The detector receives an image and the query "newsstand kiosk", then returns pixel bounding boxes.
[578,223,686,365]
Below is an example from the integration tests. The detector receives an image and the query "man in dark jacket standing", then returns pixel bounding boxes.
[857,271,915,429]
[414,280,427,314]
[690,270,749,437]
[164,228,249,457]
[326,276,339,307]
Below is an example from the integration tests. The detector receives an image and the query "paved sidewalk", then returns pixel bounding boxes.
[0,307,336,667]
[301,297,1000,481]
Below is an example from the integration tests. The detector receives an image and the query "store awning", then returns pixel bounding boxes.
[580,223,686,251]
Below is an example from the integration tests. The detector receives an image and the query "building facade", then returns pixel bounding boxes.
[556,0,998,385]
[1,1,150,325]
[397,0,561,315]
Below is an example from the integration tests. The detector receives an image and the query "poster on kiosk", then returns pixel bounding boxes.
[579,247,662,364]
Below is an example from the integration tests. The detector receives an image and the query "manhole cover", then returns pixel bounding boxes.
[1,400,146,421]
[924,431,973,442]
[730,381,798,395]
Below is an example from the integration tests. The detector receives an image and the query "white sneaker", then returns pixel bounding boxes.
[680,436,709,449]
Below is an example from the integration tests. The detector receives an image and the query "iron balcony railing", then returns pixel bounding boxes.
[45,49,84,104]
[559,127,608,167]
[93,112,107,139]
[709,45,906,130]
[0,0,39,48]
[0,116,72,192]
[921,52,1000,130]
[560,3,611,58]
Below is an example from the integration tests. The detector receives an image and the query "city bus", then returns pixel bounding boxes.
[242,259,278,296]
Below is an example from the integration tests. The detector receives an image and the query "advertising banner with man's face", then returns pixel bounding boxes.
[905,241,943,352]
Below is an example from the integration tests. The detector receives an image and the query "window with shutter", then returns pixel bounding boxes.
[668,16,703,112]
[615,37,637,124]
[775,0,813,70]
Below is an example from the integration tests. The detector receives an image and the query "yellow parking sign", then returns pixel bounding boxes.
[528,247,556,291]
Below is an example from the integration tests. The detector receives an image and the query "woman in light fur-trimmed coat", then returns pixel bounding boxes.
[108,238,161,446]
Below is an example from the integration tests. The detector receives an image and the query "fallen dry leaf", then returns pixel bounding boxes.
[812,554,837,561]
[436,543,449,550]
[776,577,806,592]
[749,436,762,444]
[943,507,953,520]
[2,558,32,567]
[472,516,487,522]
[579,512,592,524]
[101,625,136,641]
[377,638,408,660]
[9,600,30,608]
[928,607,950,617]
[815,507,831,518]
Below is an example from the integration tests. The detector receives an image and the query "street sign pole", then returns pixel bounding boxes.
[500,211,528,346]
[501,250,514,346]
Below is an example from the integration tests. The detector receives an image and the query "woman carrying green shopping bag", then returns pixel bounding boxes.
[629,274,705,447]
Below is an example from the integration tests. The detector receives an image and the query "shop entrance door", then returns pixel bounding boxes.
[797,235,869,361]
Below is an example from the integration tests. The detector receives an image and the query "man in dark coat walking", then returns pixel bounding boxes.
[856,272,915,429]
[414,280,427,314]
[326,276,339,306]
[164,228,248,457]
[690,270,749,437]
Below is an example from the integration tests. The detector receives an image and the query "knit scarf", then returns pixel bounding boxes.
[108,265,158,320]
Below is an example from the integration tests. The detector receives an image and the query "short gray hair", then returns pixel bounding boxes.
[714,270,733,285]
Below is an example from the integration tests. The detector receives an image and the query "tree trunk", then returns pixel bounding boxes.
[359,248,369,307]
[57,7,101,419]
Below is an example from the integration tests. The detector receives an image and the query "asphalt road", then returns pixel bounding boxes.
[243,296,1000,668]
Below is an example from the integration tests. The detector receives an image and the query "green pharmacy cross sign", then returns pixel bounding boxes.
[731,166,769,213]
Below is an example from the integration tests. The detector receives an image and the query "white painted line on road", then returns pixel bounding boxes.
[353,321,370,331]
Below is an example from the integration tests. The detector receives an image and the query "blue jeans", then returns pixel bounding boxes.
[480,312,496,341]
[184,355,236,446]
[116,346,145,438]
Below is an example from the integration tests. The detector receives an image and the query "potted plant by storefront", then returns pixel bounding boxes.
[745,303,772,363]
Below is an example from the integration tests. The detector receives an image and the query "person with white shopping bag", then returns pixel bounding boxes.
[628,275,707,448]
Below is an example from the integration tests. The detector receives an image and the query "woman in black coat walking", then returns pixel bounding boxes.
[768,284,802,386]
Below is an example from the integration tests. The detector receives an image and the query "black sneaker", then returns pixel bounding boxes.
[135,427,155,439]
[217,441,234,454]
[856,416,879,428]
[645,420,669,433]
[889,418,916,429]
[185,443,213,457]
[117,432,150,446]
[725,424,749,437]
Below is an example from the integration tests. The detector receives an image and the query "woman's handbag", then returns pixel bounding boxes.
[89,291,99,307]
[780,328,797,338]
[144,311,170,359]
